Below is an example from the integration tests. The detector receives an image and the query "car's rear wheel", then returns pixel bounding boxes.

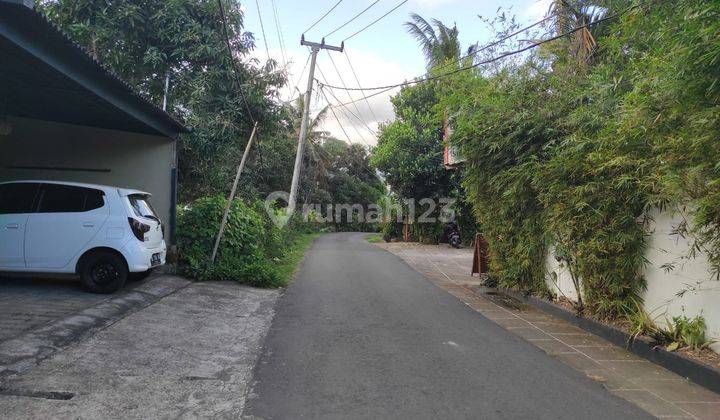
[128,268,154,282]
[80,251,128,294]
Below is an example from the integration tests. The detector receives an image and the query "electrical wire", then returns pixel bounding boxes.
[323,4,638,92]
[270,0,288,67]
[343,0,408,42]
[291,51,311,97]
[431,11,557,75]
[344,49,379,121]
[217,0,255,123]
[254,0,270,59]
[319,87,381,184]
[302,0,343,35]
[319,87,354,144]
[326,50,377,136]
[324,0,380,39]
[316,65,373,144]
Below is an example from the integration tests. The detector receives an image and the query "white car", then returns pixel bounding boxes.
[0,180,166,293]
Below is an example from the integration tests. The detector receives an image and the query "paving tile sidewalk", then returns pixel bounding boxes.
[375,241,720,419]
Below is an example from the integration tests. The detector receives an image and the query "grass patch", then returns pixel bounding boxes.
[365,233,383,243]
[275,233,321,286]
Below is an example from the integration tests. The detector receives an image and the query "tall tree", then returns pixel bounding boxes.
[39,0,289,201]
[548,0,607,64]
[404,13,468,69]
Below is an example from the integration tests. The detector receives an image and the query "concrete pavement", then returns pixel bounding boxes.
[245,232,651,419]
[0,281,279,418]
[378,240,720,419]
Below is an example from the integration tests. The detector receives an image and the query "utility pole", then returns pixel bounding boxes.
[287,35,343,214]
[211,122,259,262]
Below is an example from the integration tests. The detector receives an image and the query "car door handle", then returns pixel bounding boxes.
[5,223,19,229]
[82,222,95,228]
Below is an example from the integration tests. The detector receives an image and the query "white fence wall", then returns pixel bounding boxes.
[544,207,720,353]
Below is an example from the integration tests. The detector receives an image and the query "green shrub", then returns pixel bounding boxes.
[665,315,713,351]
[177,195,282,287]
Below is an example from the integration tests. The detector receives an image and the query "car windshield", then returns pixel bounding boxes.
[129,194,159,221]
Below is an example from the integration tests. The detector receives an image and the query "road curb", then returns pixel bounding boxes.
[502,288,720,394]
[0,275,191,379]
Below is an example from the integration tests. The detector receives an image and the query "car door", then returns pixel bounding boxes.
[0,183,40,268]
[25,184,109,269]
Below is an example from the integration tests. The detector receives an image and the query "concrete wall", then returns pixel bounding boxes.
[544,245,580,302]
[0,117,175,241]
[544,207,720,353]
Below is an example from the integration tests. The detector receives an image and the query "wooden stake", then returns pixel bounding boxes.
[211,122,259,262]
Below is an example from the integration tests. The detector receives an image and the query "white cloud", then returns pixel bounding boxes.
[314,47,413,146]
[524,0,553,20]
[250,44,414,147]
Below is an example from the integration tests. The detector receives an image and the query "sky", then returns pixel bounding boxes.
[243,0,552,145]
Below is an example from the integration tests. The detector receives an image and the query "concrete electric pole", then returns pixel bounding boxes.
[287,35,343,214]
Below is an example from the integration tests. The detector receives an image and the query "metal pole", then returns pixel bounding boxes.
[287,36,344,215]
[287,46,319,215]
[211,122,259,262]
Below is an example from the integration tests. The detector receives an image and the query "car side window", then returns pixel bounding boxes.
[37,184,105,213]
[0,183,40,214]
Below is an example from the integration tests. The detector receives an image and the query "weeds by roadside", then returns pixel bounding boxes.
[365,233,383,243]
[274,233,321,286]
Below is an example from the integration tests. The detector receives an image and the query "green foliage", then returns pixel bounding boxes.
[665,315,713,352]
[304,137,384,232]
[439,66,553,293]
[436,0,720,318]
[372,82,460,243]
[623,297,666,342]
[41,2,384,229]
[177,195,281,287]
[39,0,292,201]
[273,233,320,285]
[365,233,383,243]
[404,13,464,69]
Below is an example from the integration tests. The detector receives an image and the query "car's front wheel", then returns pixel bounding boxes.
[79,251,128,294]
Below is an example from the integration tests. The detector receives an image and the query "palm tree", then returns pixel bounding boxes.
[549,0,606,64]
[404,13,471,70]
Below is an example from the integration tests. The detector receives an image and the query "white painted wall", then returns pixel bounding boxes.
[544,207,720,353]
[642,207,720,353]
[0,117,175,241]
[544,245,580,302]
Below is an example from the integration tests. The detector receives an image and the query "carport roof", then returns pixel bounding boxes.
[0,0,190,139]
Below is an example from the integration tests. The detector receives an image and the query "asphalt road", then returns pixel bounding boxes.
[245,233,651,419]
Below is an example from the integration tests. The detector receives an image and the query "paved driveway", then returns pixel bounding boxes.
[245,232,651,419]
[0,275,113,343]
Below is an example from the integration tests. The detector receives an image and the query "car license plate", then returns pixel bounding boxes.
[151,253,162,266]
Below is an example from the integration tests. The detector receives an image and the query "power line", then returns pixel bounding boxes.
[324,0,380,39]
[325,50,377,136]
[331,85,396,108]
[320,13,560,109]
[302,0,343,34]
[316,65,372,145]
[343,0,408,42]
[316,64,376,143]
[319,87,354,144]
[254,0,270,59]
[322,4,637,92]
[432,11,557,75]
[344,49,379,121]
[270,0,293,99]
[217,0,255,123]
[270,0,288,66]
[319,87,381,183]
[291,51,312,97]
